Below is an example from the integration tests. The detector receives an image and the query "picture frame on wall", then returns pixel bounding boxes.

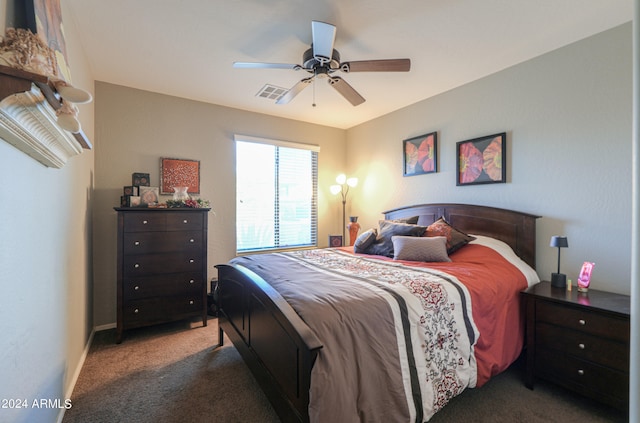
[25,0,72,83]
[456,132,506,186]
[403,132,437,176]
[160,158,200,194]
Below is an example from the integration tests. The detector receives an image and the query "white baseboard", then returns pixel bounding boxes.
[57,327,96,423]
[94,322,116,331]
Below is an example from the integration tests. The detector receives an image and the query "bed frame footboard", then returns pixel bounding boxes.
[215,264,322,423]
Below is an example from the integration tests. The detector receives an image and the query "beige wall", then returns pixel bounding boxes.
[0,1,95,422]
[346,23,632,295]
[92,83,346,327]
[93,23,632,333]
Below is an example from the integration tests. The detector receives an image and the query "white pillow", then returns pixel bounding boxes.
[391,236,451,262]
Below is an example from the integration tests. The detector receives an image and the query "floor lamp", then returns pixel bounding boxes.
[330,174,358,245]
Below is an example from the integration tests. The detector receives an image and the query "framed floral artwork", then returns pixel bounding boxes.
[160,158,200,194]
[403,132,437,176]
[456,132,506,186]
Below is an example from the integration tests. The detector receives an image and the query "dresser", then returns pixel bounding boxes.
[115,207,210,343]
[521,281,630,410]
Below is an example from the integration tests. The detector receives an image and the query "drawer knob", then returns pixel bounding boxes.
[578,343,585,350]
[183,219,188,224]
[578,319,586,325]
[142,220,148,224]
[189,300,194,305]
[134,308,139,314]
[189,259,195,263]
[134,285,139,290]
[134,241,140,246]
[577,369,584,376]
[134,263,140,268]
[190,239,195,243]
[189,279,195,284]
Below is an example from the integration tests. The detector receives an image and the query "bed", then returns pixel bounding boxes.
[215,203,540,422]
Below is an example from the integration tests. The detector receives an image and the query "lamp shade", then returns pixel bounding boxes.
[549,236,568,248]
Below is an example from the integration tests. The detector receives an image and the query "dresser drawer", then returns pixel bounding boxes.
[123,212,166,232]
[536,301,629,342]
[123,272,203,300]
[535,347,628,407]
[536,322,628,371]
[166,213,203,231]
[123,296,204,328]
[123,252,203,276]
[123,231,203,254]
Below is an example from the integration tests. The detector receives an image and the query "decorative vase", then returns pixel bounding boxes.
[347,216,361,246]
[172,186,190,202]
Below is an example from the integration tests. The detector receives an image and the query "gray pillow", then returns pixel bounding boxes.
[392,236,451,262]
[366,220,427,257]
[354,228,377,253]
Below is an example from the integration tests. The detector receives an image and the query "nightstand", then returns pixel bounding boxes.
[521,281,630,410]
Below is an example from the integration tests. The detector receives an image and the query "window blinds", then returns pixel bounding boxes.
[235,137,318,252]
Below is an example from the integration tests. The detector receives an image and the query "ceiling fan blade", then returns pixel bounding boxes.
[311,21,336,63]
[233,62,299,70]
[328,76,365,106]
[340,59,411,73]
[276,77,313,104]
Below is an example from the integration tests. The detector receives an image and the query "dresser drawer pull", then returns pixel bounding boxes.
[134,241,140,246]
[190,239,195,243]
[134,308,139,314]
[189,259,195,263]
[134,263,140,268]
[189,300,194,305]
[134,285,139,291]
[578,319,586,325]
[142,220,148,224]
[578,343,585,350]
[183,219,188,224]
[577,369,584,376]
[189,279,195,284]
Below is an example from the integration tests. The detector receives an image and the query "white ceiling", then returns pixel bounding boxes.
[64,0,632,129]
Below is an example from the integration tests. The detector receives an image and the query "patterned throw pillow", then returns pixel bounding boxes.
[392,236,451,262]
[366,220,427,257]
[425,217,476,254]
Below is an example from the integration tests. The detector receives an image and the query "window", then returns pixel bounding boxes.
[235,136,318,253]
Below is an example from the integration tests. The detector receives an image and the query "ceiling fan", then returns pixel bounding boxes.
[233,21,411,106]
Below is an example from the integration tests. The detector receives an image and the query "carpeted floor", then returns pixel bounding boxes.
[63,317,628,423]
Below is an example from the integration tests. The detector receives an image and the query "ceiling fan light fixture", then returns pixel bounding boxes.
[234,21,411,107]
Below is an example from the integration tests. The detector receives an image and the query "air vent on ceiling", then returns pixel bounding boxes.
[256,84,288,101]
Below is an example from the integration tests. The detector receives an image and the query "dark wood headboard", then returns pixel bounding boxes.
[383,203,540,269]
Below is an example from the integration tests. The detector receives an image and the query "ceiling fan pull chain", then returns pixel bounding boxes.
[312,79,316,107]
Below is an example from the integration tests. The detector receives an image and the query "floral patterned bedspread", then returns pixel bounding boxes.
[231,248,482,422]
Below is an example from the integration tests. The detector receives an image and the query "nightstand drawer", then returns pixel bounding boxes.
[536,322,628,371]
[536,301,628,342]
[536,347,628,408]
